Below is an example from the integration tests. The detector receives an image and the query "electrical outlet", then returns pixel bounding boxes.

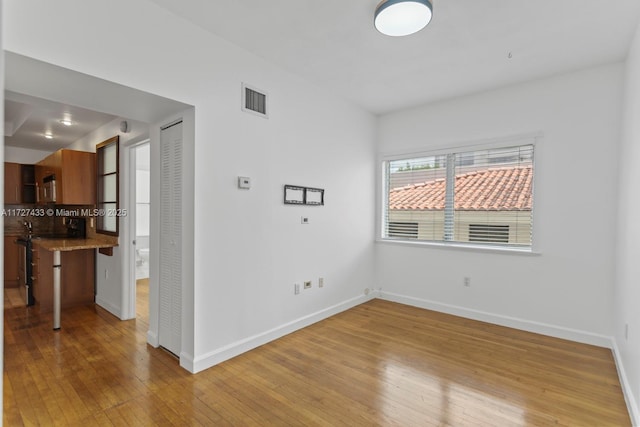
[301,216,309,224]
[304,281,312,289]
[319,277,324,288]
[464,277,471,287]
[294,284,300,295]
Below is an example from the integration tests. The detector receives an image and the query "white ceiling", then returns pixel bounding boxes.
[3,53,191,153]
[5,1,639,146]
[148,0,640,114]
[4,91,117,151]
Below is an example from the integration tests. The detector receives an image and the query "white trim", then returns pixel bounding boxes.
[179,351,195,372]
[190,293,375,373]
[611,338,640,426]
[147,330,159,347]
[95,295,123,319]
[378,291,612,347]
[125,140,138,321]
[375,238,541,255]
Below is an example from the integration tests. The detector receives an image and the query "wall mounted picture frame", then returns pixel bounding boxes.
[284,185,305,204]
[284,184,325,206]
[305,187,324,205]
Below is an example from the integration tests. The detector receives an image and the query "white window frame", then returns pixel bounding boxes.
[377,134,541,254]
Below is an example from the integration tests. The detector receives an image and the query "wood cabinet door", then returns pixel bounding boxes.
[4,162,21,204]
[60,150,96,205]
[4,237,20,288]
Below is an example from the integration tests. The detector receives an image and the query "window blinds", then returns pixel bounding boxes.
[383,143,534,248]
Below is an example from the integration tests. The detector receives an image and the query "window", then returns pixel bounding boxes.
[388,222,419,239]
[468,224,509,243]
[382,142,534,249]
[96,136,119,236]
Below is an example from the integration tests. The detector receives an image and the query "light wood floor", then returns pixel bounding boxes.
[3,291,630,426]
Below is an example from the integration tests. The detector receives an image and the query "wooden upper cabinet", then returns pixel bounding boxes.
[36,149,96,205]
[5,163,37,204]
[4,162,22,204]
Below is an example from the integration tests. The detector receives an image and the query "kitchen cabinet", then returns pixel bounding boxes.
[32,245,95,312]
[4,162,21,203]
[21,165,36,203]
[4,163,36,204]
[36,149,96,205]
[4,236,20,288]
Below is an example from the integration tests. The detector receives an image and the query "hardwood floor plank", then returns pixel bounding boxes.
[4,296,631,425]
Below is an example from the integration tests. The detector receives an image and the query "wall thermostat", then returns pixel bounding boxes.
[238,176,251,189]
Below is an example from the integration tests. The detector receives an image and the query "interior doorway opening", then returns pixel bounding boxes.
[133,142,151,321]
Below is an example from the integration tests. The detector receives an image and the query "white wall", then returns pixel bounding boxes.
[377,63,623,345]
[3,0,376,372]
[136,144,150,237]
[614,19,640,425]
[4,146,54,164]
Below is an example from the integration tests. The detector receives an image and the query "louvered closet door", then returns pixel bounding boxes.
[159,121,183,356]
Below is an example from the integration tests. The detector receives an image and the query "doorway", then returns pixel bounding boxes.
[4,52,195,368]
[129,142,151,322]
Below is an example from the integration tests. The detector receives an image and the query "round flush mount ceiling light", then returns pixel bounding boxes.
[374,0,433,37]
[44,132,53,140]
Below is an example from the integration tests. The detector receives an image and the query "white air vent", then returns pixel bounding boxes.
[242,83,268,118]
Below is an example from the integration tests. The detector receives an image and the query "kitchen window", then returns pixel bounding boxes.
[381,141,534,250]
[96,136,119,236]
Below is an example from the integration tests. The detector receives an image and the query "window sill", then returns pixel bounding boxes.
[375,238,541,256]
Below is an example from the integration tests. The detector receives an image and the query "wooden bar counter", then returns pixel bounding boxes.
[32,238,117,330]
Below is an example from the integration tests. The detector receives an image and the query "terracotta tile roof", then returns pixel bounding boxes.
[389,166,532,211]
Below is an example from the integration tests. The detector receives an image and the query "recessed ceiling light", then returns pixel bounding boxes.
[59,119,73,126]
[44,132,53,140]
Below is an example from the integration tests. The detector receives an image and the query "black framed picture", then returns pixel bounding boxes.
[305,187,324,205]
[284,185,305,204]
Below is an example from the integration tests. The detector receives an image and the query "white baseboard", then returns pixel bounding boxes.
[378,291,612,348]
[180,351,195,372]
[95,296,122,320]
[611,338,640,426]
[147,330,159,348]
[191,293,374,373]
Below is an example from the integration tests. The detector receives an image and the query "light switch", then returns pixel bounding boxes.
[238,176,251,189]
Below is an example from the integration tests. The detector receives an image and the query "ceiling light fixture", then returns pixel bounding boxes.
[44,132,53,140]
[60,112,73,126]
[374,0,433,37]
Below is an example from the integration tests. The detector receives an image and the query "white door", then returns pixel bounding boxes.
[159,121,183,356]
